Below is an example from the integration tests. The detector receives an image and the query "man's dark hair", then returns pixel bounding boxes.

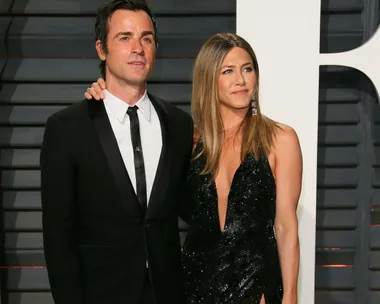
[95,0,158,78]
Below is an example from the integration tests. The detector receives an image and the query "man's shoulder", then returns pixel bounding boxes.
[49,99,91,124]
[149,93,192,125]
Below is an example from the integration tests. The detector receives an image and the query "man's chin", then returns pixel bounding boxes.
[127,72,150,83]
[124,78,148,87]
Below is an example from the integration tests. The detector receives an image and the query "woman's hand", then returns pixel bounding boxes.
[84,78,106,100]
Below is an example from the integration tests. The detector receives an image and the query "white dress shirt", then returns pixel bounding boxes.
[103,89,162,205]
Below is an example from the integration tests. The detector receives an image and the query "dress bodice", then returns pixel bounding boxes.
[182,142,283,304]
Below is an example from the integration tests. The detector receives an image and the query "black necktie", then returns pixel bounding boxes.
[127,106,147,214]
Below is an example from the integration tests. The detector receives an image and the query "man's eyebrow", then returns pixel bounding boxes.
[141,31,154,37]
[114,31,154,39]
[114,31,132,39]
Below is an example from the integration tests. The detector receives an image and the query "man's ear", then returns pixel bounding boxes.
[95,40,106,60]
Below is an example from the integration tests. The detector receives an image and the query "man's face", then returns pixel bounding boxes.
[97,9,156,86]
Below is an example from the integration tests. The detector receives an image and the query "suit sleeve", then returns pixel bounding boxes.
[40,115,82,304]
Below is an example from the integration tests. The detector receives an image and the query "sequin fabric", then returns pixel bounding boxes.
[183,143,283,304]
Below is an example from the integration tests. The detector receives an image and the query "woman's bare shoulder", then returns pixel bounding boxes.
[273,123,300,151]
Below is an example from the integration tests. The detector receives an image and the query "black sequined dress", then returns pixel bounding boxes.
[182,143,283,304]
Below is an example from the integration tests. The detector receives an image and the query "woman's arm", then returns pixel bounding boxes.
[273,125,302,304]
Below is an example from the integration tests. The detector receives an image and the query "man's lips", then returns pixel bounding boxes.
[128,61,145,65]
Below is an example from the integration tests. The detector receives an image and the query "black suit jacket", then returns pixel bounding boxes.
[40,94,193,304]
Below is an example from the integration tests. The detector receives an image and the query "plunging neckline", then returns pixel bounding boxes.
[211,159,245,233]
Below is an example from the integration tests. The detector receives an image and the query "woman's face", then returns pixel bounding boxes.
[217,47,257,112]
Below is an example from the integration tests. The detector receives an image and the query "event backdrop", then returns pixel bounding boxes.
[0,0,380,303]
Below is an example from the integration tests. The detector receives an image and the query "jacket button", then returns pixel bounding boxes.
[145,223,150,228]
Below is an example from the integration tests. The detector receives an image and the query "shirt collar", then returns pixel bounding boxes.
[103,89,151,123]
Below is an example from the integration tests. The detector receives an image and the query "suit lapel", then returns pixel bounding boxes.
[88,100,142,217]
[146,94,172,219]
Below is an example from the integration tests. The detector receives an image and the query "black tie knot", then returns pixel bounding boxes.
[127,106,138,115]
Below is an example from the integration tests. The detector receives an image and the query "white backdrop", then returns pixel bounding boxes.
[236,1,380,303]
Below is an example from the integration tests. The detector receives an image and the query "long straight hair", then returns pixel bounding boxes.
[192,33,279,175]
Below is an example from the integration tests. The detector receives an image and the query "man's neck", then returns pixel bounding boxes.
[106,78,146,105]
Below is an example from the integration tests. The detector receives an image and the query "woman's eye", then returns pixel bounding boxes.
[222,69,232,74]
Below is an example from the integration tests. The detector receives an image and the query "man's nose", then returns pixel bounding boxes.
[131,39,144,54]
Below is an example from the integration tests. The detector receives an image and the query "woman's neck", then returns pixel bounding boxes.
[220,106,248,139]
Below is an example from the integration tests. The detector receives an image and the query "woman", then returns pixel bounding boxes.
[85,33,301,304]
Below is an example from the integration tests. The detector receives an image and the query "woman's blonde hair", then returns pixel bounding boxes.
[192,33,279,174]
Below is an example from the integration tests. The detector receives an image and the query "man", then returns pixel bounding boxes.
[40,1,193,303]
